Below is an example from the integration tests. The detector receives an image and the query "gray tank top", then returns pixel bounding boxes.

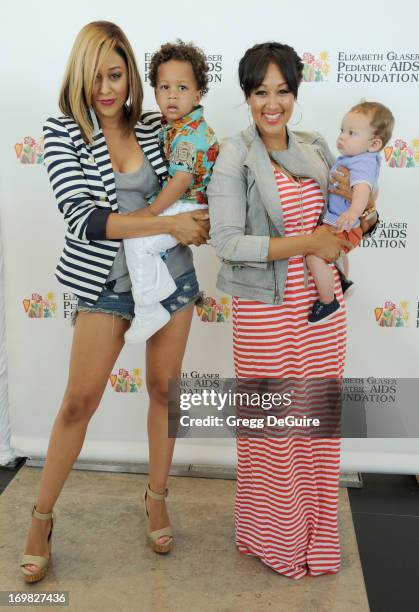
[106,155,193,292]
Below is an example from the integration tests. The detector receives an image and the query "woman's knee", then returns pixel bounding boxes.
[147,376,172,405]
[60,389,99,423]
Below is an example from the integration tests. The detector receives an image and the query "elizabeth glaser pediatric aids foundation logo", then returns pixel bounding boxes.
[384,138,418,168]
[360,220,407,249]
[336,51,419,83]
[302,52,329,82]
[374,301,409,327]
[195,294,231,323]
[15,136,44,164]
[23,293,57,318]
[181,371,220,390]
[109,368,143,393]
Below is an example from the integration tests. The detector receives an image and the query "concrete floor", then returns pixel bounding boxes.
[0,467,369,612]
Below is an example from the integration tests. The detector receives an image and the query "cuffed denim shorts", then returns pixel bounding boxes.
[73,266,202,325]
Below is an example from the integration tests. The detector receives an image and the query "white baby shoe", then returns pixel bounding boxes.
[124,303,170,344]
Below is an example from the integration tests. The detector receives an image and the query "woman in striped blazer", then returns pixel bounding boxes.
[20,21,209,582]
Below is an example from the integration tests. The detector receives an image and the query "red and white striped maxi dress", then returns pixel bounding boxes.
[233,169,346,579]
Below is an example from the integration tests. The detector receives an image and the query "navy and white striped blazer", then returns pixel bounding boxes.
[43,111,168,304]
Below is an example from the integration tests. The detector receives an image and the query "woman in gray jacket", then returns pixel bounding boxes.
[208,42,377,579]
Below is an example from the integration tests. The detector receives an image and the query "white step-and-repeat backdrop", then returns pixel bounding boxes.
[1,0,418,472]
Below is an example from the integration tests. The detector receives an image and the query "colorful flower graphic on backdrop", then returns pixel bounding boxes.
[302,51,330,82]
[23,293,57,318]
[384,138,417,168]
[109,368,143,392]
[374,301,409,327]
[15,136,44,164]
[195,294,231,323]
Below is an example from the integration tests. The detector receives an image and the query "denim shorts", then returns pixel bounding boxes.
[73,267,202,325]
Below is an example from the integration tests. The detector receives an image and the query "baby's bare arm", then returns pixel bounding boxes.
[336,183,371,231]
[147,171,193,216]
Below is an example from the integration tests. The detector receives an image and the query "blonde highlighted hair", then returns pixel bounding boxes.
[59,21,143,143]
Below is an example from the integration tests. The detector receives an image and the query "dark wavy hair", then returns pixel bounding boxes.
[148,40,209,95]
[238,42,304,98]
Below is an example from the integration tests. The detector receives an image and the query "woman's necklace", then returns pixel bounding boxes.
[272,160,307,234]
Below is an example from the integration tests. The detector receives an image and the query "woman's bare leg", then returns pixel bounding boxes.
[145,304,194,544]
[23,312,130,572]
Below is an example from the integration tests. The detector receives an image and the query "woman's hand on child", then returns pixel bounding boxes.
[171,210,210,246]
[310,225,353,261]
[329,166,351,200]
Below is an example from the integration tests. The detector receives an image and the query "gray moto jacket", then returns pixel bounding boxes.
[207,125,338,304]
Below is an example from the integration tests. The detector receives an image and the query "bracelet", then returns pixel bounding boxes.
[360,208,376,220]
[363,211,380,237]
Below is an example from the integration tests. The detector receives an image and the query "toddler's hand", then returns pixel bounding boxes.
[336,210,357,232]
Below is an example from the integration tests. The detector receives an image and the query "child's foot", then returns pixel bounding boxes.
[341,277,354,297]
[124,304,170,344]
[308,296,341,325]
[336,267,355,298]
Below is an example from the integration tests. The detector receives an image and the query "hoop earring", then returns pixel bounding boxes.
[289,102,302,126]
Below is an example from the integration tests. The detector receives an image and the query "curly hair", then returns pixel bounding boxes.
[148,40,209,95]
